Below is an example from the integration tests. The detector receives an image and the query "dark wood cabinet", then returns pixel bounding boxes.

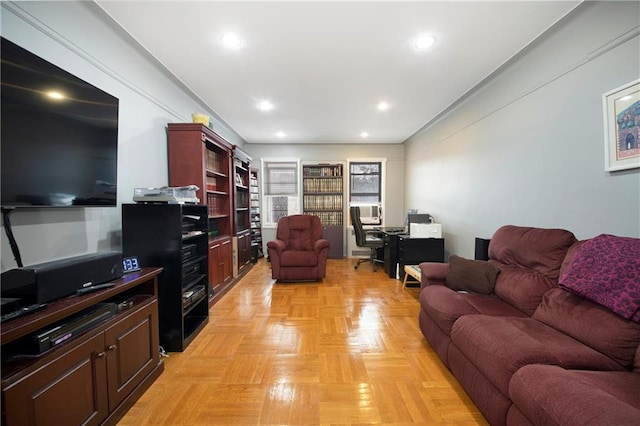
[208,236,233,294]
[302,163,344,258]
[1,268,163,426]
[236,229,251,270]
[122,204,209,352]
[4,333,109,426]
[104,302,159,412]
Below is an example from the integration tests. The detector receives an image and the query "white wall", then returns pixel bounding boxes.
[0,1,245,271]
[404,1,640,259]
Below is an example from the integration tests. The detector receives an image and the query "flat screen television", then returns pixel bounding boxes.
[1,37,119,207]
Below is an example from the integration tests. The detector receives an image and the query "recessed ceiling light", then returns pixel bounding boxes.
[276,131,286,138]
[360,132,369,138]
[377,102,389,111]
[222,33,242,49]
[46,91,65,100]
[414,35,436,50]
[257,100,274,111]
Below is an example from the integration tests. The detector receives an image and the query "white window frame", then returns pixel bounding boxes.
[260,158,301,228]
[346,157,387,225]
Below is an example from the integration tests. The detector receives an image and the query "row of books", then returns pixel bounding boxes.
[235,191,249,207]
[312,211,343,226]
[303,166,343,177]
[303,177,343,193]
[206,176,222,192]
[303,194,343,210]
[206,193,228,217]
[206,150,225,174]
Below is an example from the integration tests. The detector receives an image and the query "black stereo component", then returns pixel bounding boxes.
[1,252,123,305]
[181,243,198,263]
[1,297,22,315]
[182,285,206,309]
[181,258,201,281]
[31,303,117,353]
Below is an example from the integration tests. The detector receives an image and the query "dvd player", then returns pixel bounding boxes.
[31,303,117,354]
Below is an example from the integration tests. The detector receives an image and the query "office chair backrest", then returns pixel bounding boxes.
[350,206,366,247]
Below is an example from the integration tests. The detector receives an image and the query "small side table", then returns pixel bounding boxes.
[402,264,421,288]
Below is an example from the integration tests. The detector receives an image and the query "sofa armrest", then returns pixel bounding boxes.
[419,262,449,289]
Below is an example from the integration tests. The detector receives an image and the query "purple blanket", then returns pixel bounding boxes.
[559,234,640,323]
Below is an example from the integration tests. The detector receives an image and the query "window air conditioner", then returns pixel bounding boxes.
[358,204,381,225]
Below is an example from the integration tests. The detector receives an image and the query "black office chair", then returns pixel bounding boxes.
[350,206,384,271]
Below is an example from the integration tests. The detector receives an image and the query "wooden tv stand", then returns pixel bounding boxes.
[1,267,164,426]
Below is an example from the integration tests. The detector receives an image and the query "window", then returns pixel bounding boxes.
[349,161,381,203]
[261,159,300,226]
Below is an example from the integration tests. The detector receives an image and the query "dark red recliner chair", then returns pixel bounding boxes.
[267,215,330,281]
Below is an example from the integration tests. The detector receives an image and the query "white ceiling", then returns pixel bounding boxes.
[97,1,580,144]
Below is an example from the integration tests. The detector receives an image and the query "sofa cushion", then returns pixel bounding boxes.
[450,315,625,396]
[280,250,318,267]
[559,234,640,323]
[445,255,500,294]
[488,226,577,315]
[533,287,640,369]
[491,264,557,316]
[489,225,577,281]
[510,365,640,426]
[421,285,527,336]
[558,240,586,278]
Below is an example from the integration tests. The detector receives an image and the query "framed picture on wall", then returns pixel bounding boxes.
[602,79,640,172]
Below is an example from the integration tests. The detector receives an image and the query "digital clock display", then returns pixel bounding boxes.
[122,256,140,273]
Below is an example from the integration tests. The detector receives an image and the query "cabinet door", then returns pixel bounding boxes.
[221,238,233,283]
[3,334,108,426]
[238,230,251,266]
[209,241,222,292]
[323,225,344,259]
[105,299,160,412]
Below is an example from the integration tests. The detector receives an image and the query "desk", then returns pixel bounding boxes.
[379,230,444,279]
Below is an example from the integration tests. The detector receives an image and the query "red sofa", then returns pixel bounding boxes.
[418,225,640,426]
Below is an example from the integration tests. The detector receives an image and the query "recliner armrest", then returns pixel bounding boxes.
[267,239,286,255]
[419,262,449,289]
[314,238,330,254]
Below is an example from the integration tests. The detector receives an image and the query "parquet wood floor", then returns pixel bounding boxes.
[118,258,487,425]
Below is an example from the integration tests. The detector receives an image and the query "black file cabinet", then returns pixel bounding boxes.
[383,232,445,279]
[397,236,445,281]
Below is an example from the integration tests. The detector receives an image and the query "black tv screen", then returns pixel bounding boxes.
[1,37,119,207]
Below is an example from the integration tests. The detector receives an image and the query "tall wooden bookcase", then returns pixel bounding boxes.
[302,163,344,258]
[167,123,234,304]
[232,147,252,276]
